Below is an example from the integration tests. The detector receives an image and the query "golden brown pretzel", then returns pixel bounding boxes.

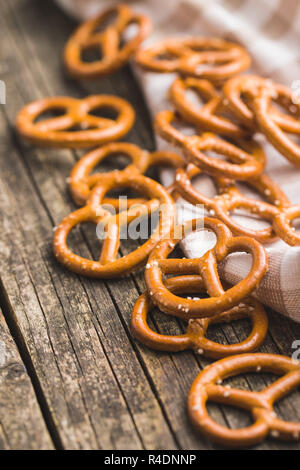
[253,87,300,167]
[223,75,300,132]
[64,4,152,79]
[154,110,265,180]
[135,37,251,82]
[131,275,268,359]
[188,353,300,448]
[175,164,292,244]
[16,95,135,148]
[69,141,185,205]
[53,171,176,278]
[144,217,268,318]
[169,77,245,138]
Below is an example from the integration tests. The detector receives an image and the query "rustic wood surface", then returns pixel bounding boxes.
[1,0,300,450]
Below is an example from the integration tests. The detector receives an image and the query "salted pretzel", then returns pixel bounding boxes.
[174,164,293,244]
[188,353,300,447]
[223,75,300,132]
[69,141,185,206]
[16,95,135,148]
[144,217,268,318]
[154,110,265,180]
[53,171,176,278]
[169,77,245,138]
[64,4,152,79]
[253,86,300,167]
[131,275,268,359]
[135,37,251,82]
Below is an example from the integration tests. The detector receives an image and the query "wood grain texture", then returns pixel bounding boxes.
[0,308,53,449]
[0,0,300,450]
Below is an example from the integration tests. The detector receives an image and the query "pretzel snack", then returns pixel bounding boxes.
[136,37,251,82]
[70,141,185,206]
[154,110,266,180]
[64,4,152,79]
[131,275,268,359]
[174,165,294,244]
[169,77,245,138]
[145,217,268,318]
[16,95,135,148]
[188,353,300,447]
[53,171,176,278]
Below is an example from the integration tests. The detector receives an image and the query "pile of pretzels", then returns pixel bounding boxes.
[15,3,300,449]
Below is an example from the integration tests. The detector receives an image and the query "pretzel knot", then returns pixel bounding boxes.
[169,77,245,138]
[253,87,300,168]
[154,110,266,180]
[53,171,176,278]
[64,4,152,79]
[135,37,251,83]
[175,165,295,244]
[223,75,300,167]
[69,141,185,206]
[131,275,268,359]
[188,353,300,447]
[145,218,268,318]
[16,95,135,148]
[223,75,300,132]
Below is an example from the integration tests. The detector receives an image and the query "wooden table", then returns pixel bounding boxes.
[1,0,300,451]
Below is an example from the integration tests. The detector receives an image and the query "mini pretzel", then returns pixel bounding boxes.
[53,171,176,278]
[223,75,300,132]
[253,87,300,167]
[145,217,268,318]
[135,37,251,82]
[131,275,268,359]
[188,353,300,447]
[64,4,152,79]
[16,95,135,148]
[169,77,245,138]
[154,110,265,180]
[175,165,291,243]
[69,141,185,205]
[273,204,300,246]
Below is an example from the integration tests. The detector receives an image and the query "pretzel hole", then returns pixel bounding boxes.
[171,116,198,137]
[88,106,120,120]
[271,99,300,119]
[184,88,206,108]
[120,22,139,46]
[274,388,300,423]
[91,153,133,174]
[235,182,266,202]
[206,401,253,430]
[182,228,217,258]
[33,107,67,123]
[68,221,110,261]
[229,209,272,230]
[200,149,234,162]
[222,372,279,392]
[291,216,300,234]
[206,317,252,344]
[190,173,218,198]
[81,45,103,63]
[154,51,180,61]
[150,304,184,336]
[126,211,159,241]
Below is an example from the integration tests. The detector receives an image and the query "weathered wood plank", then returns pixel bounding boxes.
[0,307,53,449]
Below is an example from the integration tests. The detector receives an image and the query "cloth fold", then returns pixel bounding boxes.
[55,0,300,321]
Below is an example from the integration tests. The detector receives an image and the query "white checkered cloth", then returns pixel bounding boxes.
[55,0,300,322]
